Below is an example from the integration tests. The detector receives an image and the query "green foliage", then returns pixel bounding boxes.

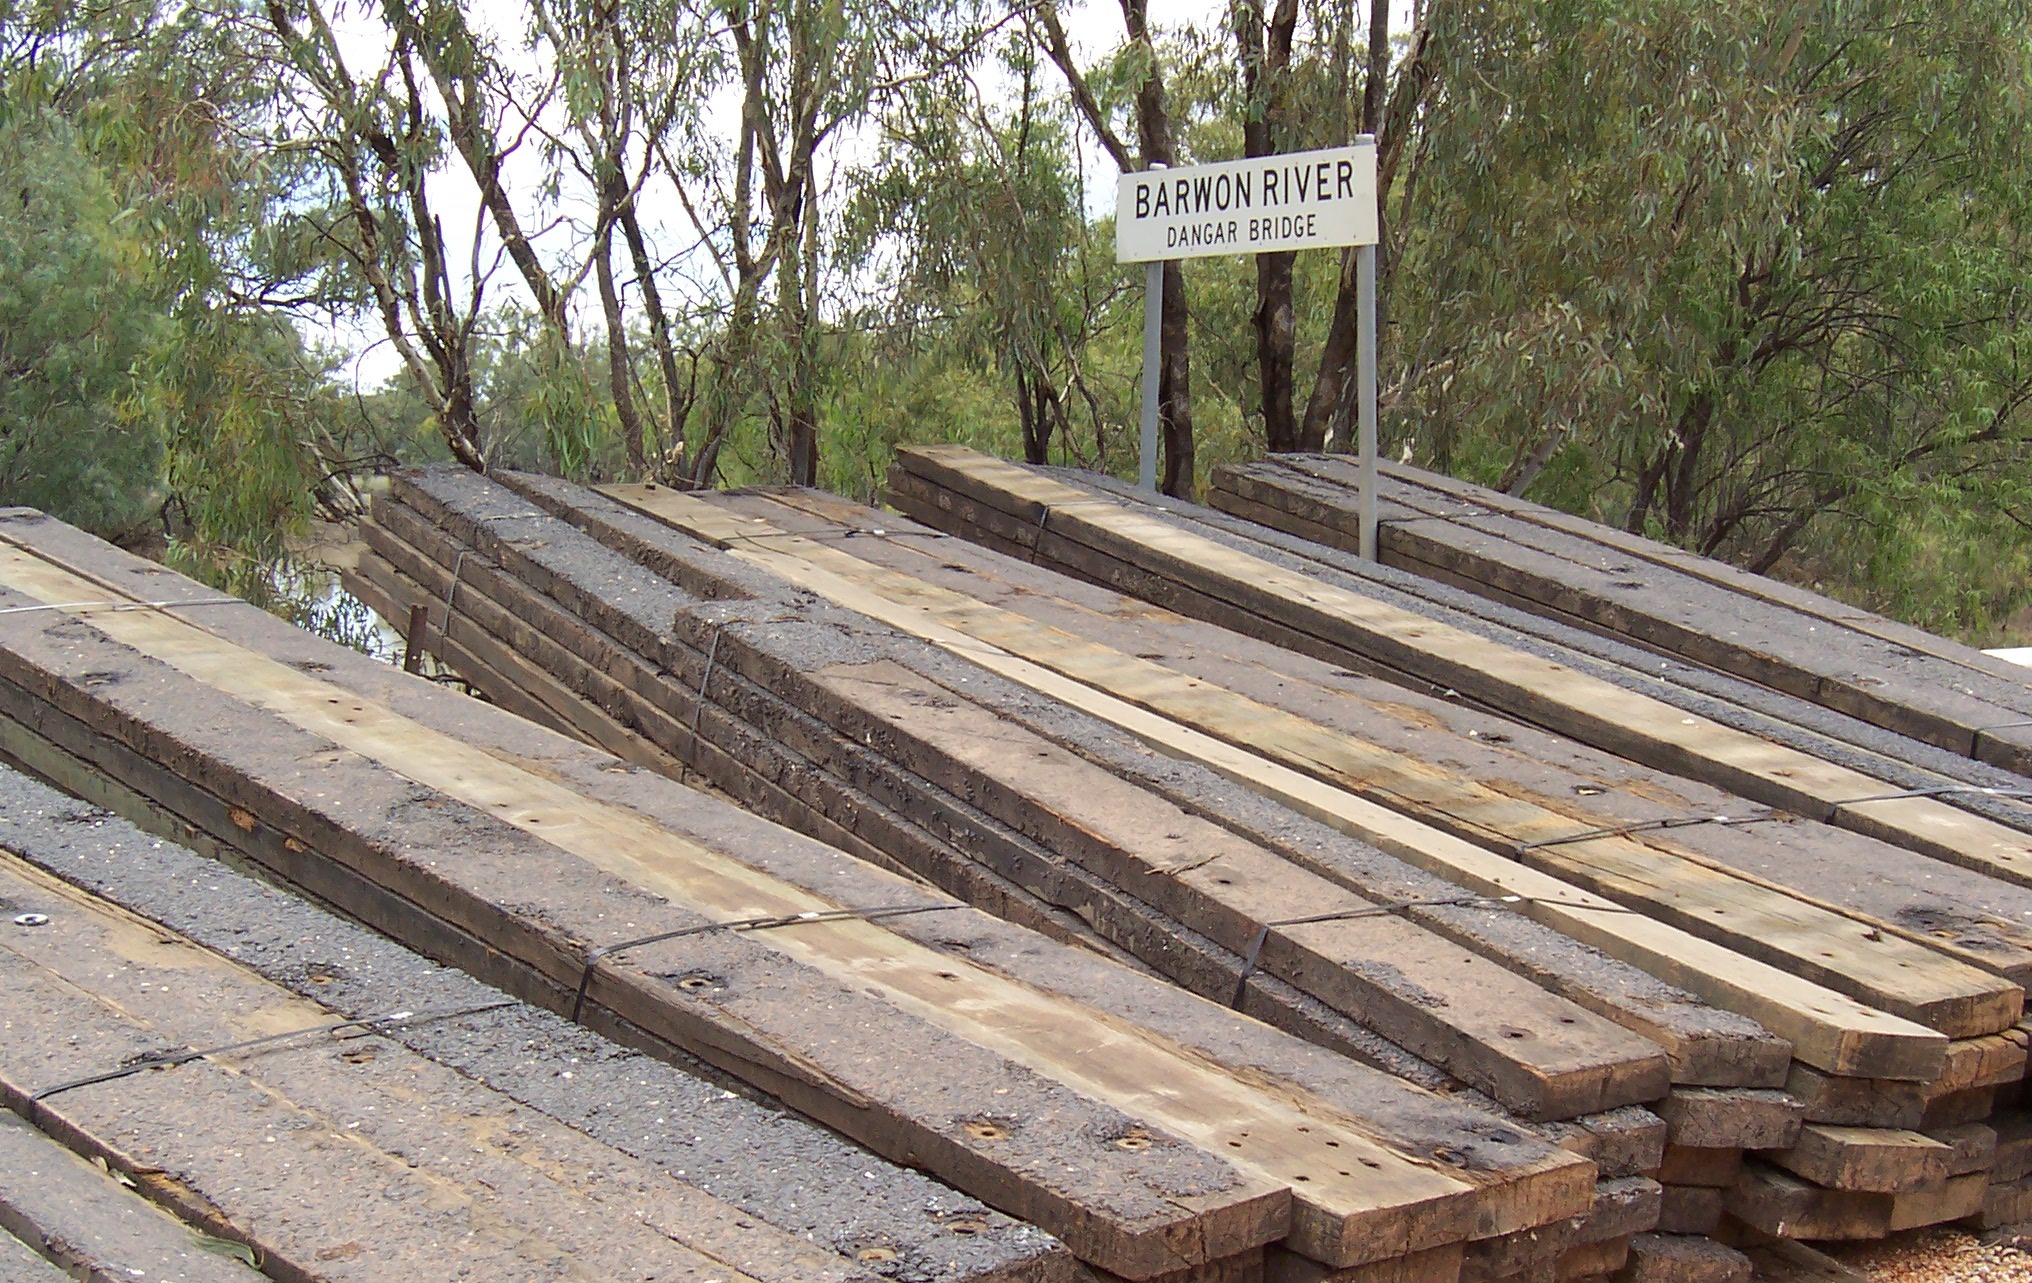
[1391,0,2032,636]
[9,0,2029,645]
[0,107,168,537]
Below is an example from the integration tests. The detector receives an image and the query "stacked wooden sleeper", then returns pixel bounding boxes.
[0,766,1058,1283]
[353,473,1698,1283]
[347,467,1972,1278]
[1206,454,2032,780]
[0,508,1605,1283]
[886,444,2032,1249]
[341,467,1820,1276]
[670,482,2022,1249]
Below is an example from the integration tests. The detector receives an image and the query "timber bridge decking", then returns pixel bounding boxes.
[0,447,2027,1283]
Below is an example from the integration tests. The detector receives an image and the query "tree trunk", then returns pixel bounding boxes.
[1235,0,1299,452]
[1122,0,1195,497]
[1298,5,1436,451]
[595,225,647,478]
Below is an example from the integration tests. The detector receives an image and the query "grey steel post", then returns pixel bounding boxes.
[1138,159,1169,493]
[1141,259,1163,492]
[1357,240,1378,560]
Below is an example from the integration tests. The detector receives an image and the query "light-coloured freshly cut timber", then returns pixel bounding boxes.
[358,516,1647,1121]
[474,477,1795,1092]
[775,483,2032,992]
[602,484,1949,1080]
[898,445,2032,888]
[819,659,1669,1121]
[0,529,1565,1276]
[635,489,2012,1044]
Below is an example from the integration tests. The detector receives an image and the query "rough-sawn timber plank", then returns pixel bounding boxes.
[600,485,1952,1080]
[0,514,1591,1277]
[899,446,2032,885]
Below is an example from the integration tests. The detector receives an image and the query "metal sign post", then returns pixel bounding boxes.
[1140,259,1163,492]
[1139,164,1166,493]
[1357,237,1378,560]
[1115,139,1382,559]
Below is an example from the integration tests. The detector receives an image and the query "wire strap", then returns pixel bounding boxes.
[1516,784,2032,854]
[1829,783,2032,808]
[437,549,468,653]
[0,596,243,618]
[570,902,967,1021]
[719,527,946,548]
[30,1000,518,1102]
[1226,890,1646,1007]
[681,624,725,766]
[1229,892,1516,1007]
[1516,810,1780,853]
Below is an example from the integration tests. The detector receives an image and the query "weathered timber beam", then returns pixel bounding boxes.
[0,511,1596,1275]
[896,446,2032,885]
[595,484,1959,1079]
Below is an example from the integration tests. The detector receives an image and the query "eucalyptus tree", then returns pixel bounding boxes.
[252,0,501,472]
[846,33,1129,469]
[1391,0,2032,609]
[0,0,375,597]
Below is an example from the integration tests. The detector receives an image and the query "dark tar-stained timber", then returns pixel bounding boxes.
[1263,1242,1463,1283]
[1885,1172,1987,1231]
[1923,1123,1997,1176]
[1210,454,2032,778]
[888,445,2032,896]
[1614,1234,1751,1283]
[1723,1167,1894,1241]
[348,496,1658,1128]
[1654,1091,1802,1151]
[475,477,1796,1097]
[335,502,1711,1257]
[612,478,1964,1078]
[1656,1149,1743,1190]
[0,530,1279,1277]
[1975,1174,2032,1228]
[0,762,1067,1283]
[359,486,1669,1123]
[0,1110,264,1283]
[0,855,890,1283]
[773,485,2032,997]
[341,499,1695,1188]
[1653,1189,1723,1238]
[1765,1126,1953,1194]
[432,473,1796,1106]
[1781,1066,1928,1130]
[0,510,1596,1278]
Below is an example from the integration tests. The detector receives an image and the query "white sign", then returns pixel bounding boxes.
[1115,143,1377,263]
